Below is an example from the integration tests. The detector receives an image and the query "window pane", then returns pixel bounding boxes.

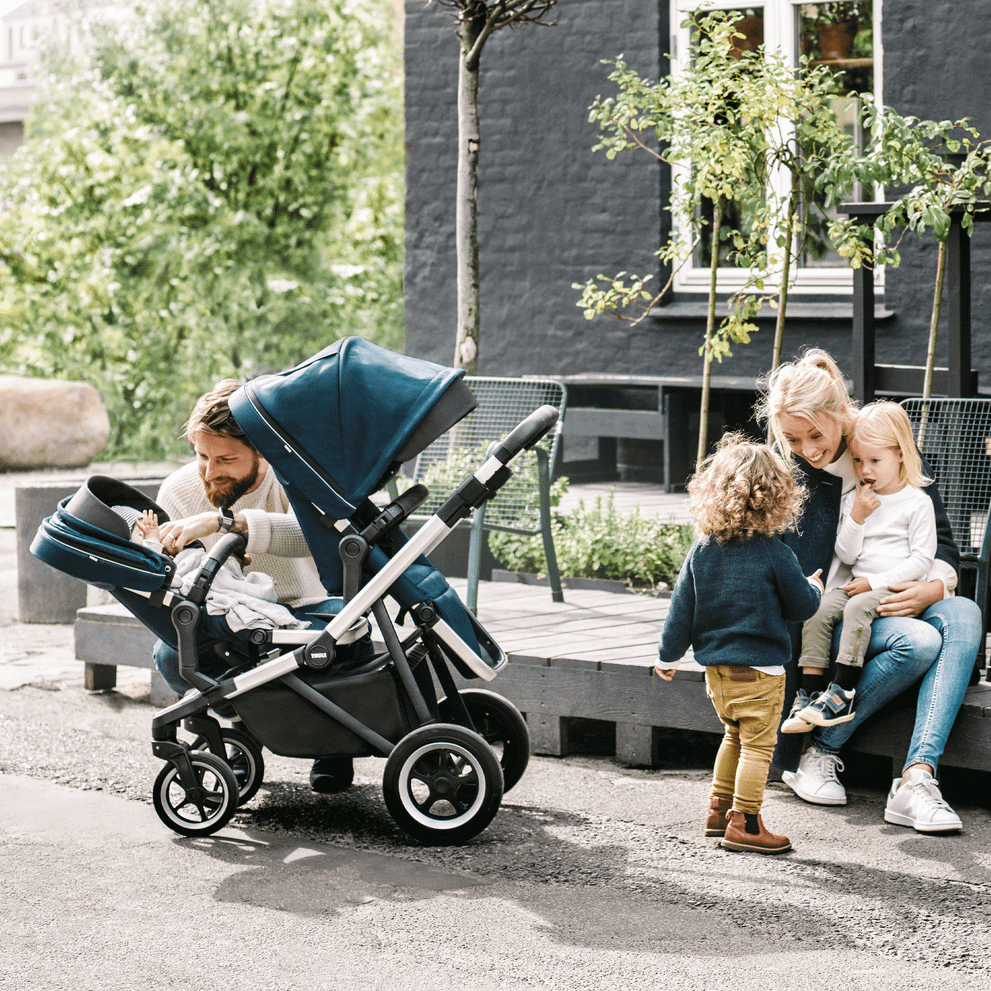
[797,1,874,268]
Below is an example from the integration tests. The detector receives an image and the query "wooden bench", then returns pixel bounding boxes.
[541,373,761,492]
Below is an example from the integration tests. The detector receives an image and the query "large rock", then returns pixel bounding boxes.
[0,376,111,470]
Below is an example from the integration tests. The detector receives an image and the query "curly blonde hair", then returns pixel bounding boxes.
[687,432,807,543]
[756,348,858,456]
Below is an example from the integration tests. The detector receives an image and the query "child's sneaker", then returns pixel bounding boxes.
[780,688,817,733]
[720,810,792,854]
[797,683,856,727]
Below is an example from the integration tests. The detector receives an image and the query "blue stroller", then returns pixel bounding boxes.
[31,338,558,844]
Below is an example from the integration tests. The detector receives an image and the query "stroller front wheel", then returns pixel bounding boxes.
[187,727,265,807]
[383,724,504,845]
[152,751,240,837]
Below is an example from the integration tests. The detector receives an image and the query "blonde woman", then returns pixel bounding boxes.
[759,350,981,832]
[656,433,823,854]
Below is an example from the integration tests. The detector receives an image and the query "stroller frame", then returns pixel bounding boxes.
[55,341,559,845]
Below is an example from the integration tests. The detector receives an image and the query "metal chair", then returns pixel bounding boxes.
[411,377,567,612]
[901,397,991,674]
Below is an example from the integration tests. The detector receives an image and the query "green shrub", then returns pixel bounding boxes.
[488,488,694,591]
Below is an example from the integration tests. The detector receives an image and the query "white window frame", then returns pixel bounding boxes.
[670,0,884,295]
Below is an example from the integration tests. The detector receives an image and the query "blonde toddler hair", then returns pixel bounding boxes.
[687,431,807,543]
[850,401,930,488]
[756,348,858,455]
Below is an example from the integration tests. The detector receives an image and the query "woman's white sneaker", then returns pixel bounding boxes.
[781,745,847,806]
[883,767,962,832]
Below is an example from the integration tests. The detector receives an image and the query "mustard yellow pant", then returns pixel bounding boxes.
[705,666,786,816]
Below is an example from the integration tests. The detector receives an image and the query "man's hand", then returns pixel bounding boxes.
[844,577,872,597]
[876,579,944,618]
[157,512,223,553]
[849,480,880,525]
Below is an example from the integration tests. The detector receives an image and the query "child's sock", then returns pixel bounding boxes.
[832,664,860,693]
[801,671,828,696]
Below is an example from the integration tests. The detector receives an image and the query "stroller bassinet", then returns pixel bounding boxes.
[31,338,559,844]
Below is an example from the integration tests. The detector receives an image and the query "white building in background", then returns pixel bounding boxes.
[0,0,121,153]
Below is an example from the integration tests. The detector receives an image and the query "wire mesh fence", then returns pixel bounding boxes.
[901,398,991,570]
[412,377,566,532]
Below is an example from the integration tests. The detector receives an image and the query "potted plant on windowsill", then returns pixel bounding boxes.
[804,1,870,61]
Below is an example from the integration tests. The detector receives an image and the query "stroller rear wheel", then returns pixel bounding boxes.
[383,723,504,845]
[153,751,240,837]
[440,689,530,793]
[187,728,265,807]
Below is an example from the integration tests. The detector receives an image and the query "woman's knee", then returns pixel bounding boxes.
[867,617,942,668]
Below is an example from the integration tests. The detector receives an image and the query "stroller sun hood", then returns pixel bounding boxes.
[229,337,477,519]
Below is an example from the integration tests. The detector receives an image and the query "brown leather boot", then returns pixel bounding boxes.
[704,794,733,836]
[720,810,792,854]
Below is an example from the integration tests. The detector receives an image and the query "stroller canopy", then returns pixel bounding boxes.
[230,337,475,520]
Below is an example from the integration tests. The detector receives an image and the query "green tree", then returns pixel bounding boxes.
[577,10,862,465]
[850,97,991,403]
[0,0,403,459]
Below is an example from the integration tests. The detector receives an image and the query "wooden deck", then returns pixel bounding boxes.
[451,575,991,774]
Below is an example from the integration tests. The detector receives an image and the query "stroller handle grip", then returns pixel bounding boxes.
[491,405,559,465]
[185,532,250,605]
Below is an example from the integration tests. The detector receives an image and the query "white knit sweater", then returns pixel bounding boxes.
[156,461,329,608]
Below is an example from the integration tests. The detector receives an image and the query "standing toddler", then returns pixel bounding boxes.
[656,433,822,854]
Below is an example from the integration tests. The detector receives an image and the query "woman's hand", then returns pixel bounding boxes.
[157,512,221,553]
[876,579,944,618]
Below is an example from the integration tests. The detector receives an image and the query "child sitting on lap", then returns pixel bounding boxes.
[782,402,936,734]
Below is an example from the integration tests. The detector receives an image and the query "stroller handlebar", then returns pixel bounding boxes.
[184,532,250,606]
[491,405,559,466]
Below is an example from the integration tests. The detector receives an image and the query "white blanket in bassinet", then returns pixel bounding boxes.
[170,548,310,633]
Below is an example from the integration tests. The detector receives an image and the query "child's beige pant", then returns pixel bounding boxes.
[705,666,785,816]
[800,586,888,671]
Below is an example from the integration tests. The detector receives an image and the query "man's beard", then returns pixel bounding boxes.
[202,453,261,508]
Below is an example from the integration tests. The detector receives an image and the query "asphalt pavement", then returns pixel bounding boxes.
[3,470,991,990]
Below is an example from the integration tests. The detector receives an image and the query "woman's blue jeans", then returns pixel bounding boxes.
[810,596,981,775]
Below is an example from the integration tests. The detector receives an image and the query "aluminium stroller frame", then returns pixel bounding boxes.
[148,403,557,843]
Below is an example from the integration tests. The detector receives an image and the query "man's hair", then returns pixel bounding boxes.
[183,379,249,445]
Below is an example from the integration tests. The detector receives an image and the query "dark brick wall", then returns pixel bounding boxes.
[404,1,991,389]
[404,0,667,375]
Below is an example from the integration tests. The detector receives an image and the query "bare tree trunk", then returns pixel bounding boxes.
[771,170,798,372]
[453,11,484,374]
[698,197,723,469]
[918,238,947,446]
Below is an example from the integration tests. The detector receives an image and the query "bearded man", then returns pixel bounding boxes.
[153,379,353,793]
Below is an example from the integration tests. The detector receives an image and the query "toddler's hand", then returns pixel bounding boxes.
[844,577,872,596]
[850,481,880,525]
[654,665,676,682]
[807,568,824,593]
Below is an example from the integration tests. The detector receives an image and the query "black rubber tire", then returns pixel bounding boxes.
[382,723,504,845]
[152,751,240,837]
[440,689,530,793]
[189,728,265,806]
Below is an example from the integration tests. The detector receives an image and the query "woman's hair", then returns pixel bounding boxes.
[756,348,858,454]
[183,379,248,444]
[849,401,930,488]
[687,431,807,543]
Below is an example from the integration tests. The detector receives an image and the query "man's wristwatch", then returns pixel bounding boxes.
[217,506,235,534]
